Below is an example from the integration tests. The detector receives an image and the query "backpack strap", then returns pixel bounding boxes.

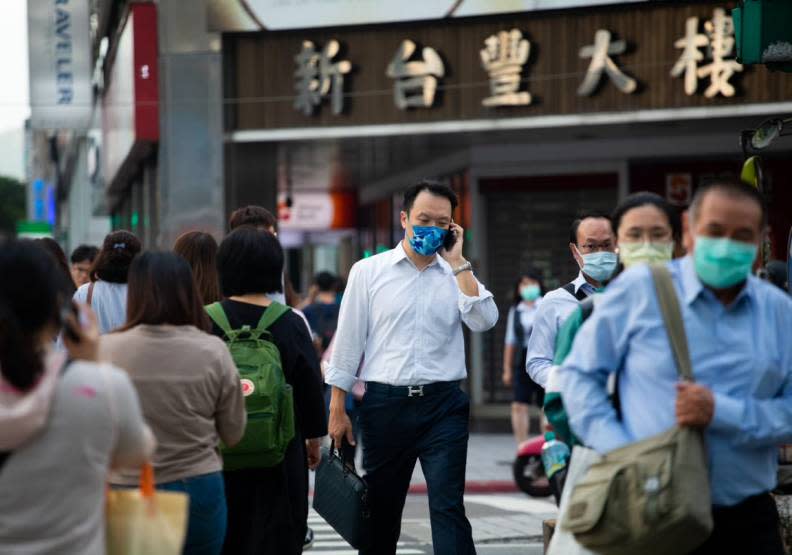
[252,302,291,337]
[86,282,95,306]
[205,302,233,338]
[562,282,589,301]
[650,265,694,382]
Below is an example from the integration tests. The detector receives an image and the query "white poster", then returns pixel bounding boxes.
[28,0,93,130]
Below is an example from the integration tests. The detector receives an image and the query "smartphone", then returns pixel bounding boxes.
[442,224,458,252]
[60,302,82,343]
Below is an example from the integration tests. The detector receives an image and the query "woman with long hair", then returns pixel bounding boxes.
[502,270,545,445]
[0,240,152,554]
[100,252,246,555]
[173,231,222,305]
[73,230,141,334]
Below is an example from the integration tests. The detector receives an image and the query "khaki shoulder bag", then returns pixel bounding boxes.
[561,265,713,555]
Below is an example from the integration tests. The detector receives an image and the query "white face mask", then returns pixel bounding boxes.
[618,241,674,268]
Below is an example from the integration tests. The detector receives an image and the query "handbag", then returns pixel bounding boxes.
[106,463,190,555]
[561,265,713,555]
[312,442,372,550]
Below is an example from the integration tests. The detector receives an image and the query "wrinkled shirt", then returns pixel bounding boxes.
[558,256,792,506]
[527,272,595,387]
[325,242,498,391]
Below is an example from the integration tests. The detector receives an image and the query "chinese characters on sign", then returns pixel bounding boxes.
[293,40,352,115]
[578,30,637,96]
[480,29,532,107]
[671,8,743,98]
[386,40,445,109]
[292,9,743,116]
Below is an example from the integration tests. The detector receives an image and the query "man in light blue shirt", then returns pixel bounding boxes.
[558,180,792,555]
[526,214,616,387]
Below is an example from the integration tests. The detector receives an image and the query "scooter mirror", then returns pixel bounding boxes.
[751,119,783,150]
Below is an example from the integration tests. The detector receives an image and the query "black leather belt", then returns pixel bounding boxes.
[364,380,460,398]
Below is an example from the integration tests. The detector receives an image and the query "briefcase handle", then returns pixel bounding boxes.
[329,440,356,475]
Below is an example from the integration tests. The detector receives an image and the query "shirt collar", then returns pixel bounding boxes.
[678,255,756,308]
[390,241,449,273]
[572,272,589,293]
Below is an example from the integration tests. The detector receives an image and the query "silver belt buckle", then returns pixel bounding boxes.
[407,385,424,397]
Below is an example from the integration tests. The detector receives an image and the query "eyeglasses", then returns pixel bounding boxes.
[578,242,614,253]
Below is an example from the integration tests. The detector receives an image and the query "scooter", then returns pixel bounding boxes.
[512,434,553,498]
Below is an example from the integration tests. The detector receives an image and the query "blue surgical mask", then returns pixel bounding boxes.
[408,225,447,257]
[579,250,618,283]
[520,284,541,302]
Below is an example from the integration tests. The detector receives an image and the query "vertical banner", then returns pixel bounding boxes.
[28,0,93,130]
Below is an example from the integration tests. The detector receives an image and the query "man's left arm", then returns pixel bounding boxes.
[442,223,498,332]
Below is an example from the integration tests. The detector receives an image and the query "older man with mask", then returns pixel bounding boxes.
[526,213,617,389]
[326,180,498,555]
[558,180,792,554]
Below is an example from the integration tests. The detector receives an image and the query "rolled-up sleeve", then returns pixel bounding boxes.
[325,262,369,392]
[458,277,498,332]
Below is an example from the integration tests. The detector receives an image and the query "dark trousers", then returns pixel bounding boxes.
[222,437,308,555]
[690,492,785,555]
[359,382,475,555]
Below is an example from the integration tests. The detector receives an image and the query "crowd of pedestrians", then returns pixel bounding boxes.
[0,177,790,555]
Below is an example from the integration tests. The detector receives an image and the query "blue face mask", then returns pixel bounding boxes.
[408,225,447,257]
[580,251,618,283]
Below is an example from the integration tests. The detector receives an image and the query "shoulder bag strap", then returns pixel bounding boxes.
[86,282,95,307]
[253,302,291,335]
[205,302,234,338]
[650,265,695,382]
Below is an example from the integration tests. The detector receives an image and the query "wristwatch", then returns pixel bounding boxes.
[452,261,473,276]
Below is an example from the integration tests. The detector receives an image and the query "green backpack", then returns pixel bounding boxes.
[205,302,295,470]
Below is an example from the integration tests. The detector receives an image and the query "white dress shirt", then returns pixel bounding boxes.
[325,242,499,391]
[526,272,594,388]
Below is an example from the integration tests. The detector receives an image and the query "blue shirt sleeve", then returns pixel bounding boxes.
[557,268,650,454]
[504,306,517,347]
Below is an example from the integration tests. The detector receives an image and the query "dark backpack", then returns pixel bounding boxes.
[205,302,295,470]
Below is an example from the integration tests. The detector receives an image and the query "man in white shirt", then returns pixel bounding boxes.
[326,181,498,555]
[525,214,616,388]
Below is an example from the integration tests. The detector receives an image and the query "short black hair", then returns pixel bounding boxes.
[229,205,277,231]
[611,192,682,242]
[569,212,612,245]
[315,271,337,292]
[402,179,458,214]
[217,227,284,297]
[689,180,768,228]
[70,244,99,265]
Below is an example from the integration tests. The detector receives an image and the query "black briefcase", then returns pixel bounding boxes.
[312,443,372,550]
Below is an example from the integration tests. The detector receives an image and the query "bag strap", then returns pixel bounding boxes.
[650,265,695,382]
[562,282,589,301]
[86,282,95,307]
[205,302,233,337]
[253,302,291,335]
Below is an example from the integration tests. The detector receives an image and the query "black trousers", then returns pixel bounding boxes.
[359,382,476,555]
[222,437,308,555]
[690,492,785,555]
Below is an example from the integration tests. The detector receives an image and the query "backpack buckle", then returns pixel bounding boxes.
[407,385,424,397]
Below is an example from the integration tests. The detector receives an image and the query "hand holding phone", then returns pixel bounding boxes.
[61,302,100,362]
